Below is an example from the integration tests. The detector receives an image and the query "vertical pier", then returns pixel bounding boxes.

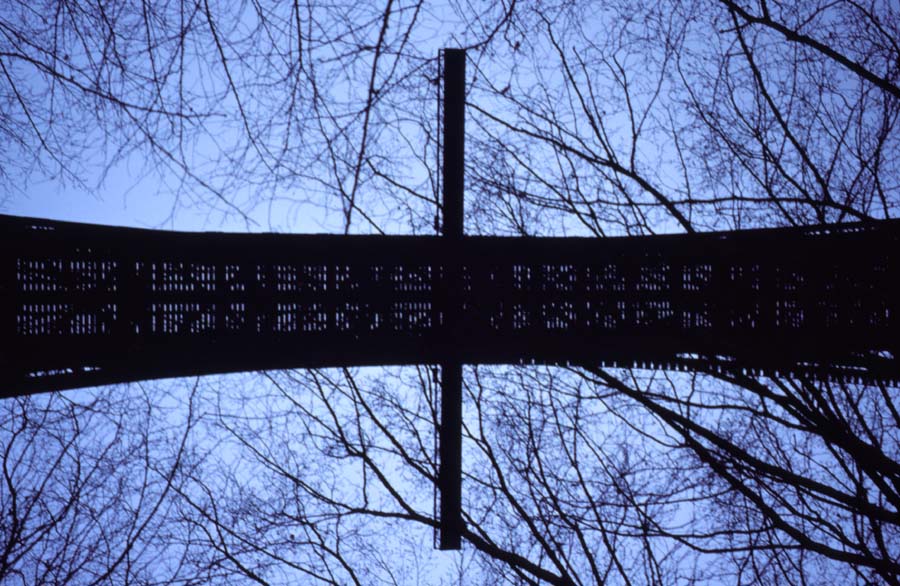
[438,48,465,550]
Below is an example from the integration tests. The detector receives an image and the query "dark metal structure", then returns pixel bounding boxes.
[2,49,899,550]
[438,48,465,550]
[3,213,899,392]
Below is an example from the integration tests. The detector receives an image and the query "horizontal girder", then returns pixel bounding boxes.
[1,214,898,396]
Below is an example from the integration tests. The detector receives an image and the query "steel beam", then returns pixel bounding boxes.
[438,47,465,551]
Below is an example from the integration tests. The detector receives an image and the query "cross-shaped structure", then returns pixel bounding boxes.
[1,50,898,550]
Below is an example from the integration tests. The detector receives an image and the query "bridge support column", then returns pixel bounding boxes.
[438,48,465,550]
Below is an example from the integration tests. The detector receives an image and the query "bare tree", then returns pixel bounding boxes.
[0,381,198,585]
[2,0,899,584]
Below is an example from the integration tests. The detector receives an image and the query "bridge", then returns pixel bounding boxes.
[2,212,898,396]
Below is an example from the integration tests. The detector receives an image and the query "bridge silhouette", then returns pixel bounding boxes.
[2,213,899,395]
[2,49,898,550]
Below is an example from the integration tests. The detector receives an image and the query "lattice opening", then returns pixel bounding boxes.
[227,303,247,331]
[334,265,355,292]
[301,303,328,332]
[682,305,712,328]
[17,258,119,292]
[683,264,712,291]
[586,300,618,329]
[512,265,534,290]
[586,264,626,292]
[541,301,576,330]
[276,303,299,332]
[636,300,675,327]
[18,303,117,335]
[336,302,365,331]
[301,265,328,292]
[730,303,761,329]
[151,262,216,292]
[638,264,669,292]
[390,265,433,292]
[274,264,300,292]
[392,302,432,331]
[776,300,804,328]
[542,264,577,293]
[777,268,803,292]
[151,303,216,334]
[225,265,246,292]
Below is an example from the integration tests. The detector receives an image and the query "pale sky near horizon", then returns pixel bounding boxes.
[1,2,467,236]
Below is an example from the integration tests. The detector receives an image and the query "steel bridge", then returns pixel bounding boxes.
[2,212,898,396]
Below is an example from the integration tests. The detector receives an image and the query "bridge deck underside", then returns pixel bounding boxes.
[2,215,898,395]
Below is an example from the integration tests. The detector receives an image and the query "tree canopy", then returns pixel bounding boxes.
[1,0,899,584]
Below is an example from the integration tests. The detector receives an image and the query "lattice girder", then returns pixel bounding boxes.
[1,214,898,395]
